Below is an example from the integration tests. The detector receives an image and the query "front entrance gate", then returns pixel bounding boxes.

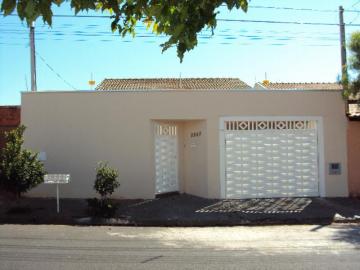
[154,124,179,194]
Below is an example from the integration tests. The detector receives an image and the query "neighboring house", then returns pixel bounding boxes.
[347,95,360,119]
[254,81,360,116]
[0,106,21,149]
[254,81,343,91]
[346,94,360,197]
[22,78,348,199]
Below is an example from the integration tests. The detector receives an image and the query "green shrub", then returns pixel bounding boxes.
[88,162,120,218]
[0,125,45,198]
[94,162,120,199]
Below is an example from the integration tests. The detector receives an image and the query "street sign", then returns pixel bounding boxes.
[44,174,70,184]
[44,174,70,213]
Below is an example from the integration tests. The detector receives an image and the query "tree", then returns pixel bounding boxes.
[94,162,120,200]
[0,125,45,198]
[345,31,360,98]
[1,0,249,62]
[87,162,120,217]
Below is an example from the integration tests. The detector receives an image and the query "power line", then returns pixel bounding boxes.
[0,27,341,37]
[2,13,360,27]
[248,5,337,13]
[349,12,360,24]
[349,0,360,23]
[35,52,77,90]
[229,4,360,13]
[0,28,341,41]
[217,18,360,27]
[343,9,360,12]
[352,0,360,7]
[249,5,360,13]
[1,13,115,19]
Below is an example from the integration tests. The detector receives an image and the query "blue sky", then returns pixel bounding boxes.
[0,0,358,105]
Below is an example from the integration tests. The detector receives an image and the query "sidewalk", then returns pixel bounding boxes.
[0,194,359,226]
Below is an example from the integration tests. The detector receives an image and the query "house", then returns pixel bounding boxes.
[254,81,343,91]
[21,78,348,199]
[346,93,360,197]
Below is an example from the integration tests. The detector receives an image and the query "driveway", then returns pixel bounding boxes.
[0,224,359,269]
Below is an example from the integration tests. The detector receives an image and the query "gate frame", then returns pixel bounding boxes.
[219,116,325,199]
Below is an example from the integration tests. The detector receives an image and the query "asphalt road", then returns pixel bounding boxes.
[0,224,359,270]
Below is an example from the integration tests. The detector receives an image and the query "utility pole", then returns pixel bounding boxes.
[339,6,347,83]
[30,21,37,91]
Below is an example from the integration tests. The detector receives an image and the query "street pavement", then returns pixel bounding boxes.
[0,224,359,269]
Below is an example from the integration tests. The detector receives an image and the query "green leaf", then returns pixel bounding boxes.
[1,0,16,15]
[111,21,117,32]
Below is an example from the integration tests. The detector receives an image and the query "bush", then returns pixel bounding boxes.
[94,162,120,199]
[0,125,45,198]
[88,162,120,218]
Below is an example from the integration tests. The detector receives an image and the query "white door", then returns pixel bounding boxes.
[155,124,179,194]
[221,118,320,199]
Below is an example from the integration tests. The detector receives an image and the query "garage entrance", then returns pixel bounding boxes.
[220,117,322,199]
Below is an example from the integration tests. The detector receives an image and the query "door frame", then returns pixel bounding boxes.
[219,116,325,199]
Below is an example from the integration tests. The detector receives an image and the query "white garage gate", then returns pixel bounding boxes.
[220,117,323,199]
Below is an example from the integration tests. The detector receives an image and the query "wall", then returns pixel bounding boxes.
[22,90,348,198]
[0,106,21,149]
[348,121,360,197]
[183,120,207,197]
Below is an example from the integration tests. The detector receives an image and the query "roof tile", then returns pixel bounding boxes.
[260,82,343,90]
[96,78,251,90]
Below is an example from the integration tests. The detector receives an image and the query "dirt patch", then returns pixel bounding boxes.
[0,194,360,226]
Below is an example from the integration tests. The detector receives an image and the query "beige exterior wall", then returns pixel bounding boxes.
[183,120,208,197]
[21,90,348,199]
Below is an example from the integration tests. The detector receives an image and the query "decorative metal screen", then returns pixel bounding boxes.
[155,124,178,194]
[225,120,316,131]
[223,120,319,199]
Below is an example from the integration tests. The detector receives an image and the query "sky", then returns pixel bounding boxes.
[0,0,359,105]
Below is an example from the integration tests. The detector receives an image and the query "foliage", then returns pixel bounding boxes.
[88,162,119,217]
[0,125,45,198]
[94,162,119,199]
[344,31,360,98]
[0,0,249,62]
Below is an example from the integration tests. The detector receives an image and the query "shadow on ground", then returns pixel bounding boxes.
[332,224,360,246]
[0,194,360,226]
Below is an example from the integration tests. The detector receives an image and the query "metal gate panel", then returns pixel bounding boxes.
[223,120,319,199]
[155,124,178,194]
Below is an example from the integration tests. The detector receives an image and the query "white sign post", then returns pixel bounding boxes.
[44,174,70,213]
